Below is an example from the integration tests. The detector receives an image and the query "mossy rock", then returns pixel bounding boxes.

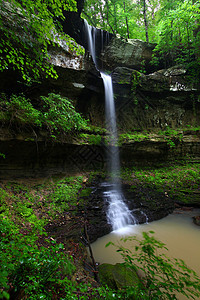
[98,263,141,289]
[79,188,93,197]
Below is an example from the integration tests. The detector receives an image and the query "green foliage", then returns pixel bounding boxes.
[0,93,88,137]
[79,133,102,145]
[119,132,148,145]
[131,71,141,90]
[0,216,76,299]
[121,162,200,205]
[107,231,200,299]
[0,0,78,82]
[0,175,128,299]
[83,0,200,74]
[0,175,89,299]
[0,94,42,126]
[48,176,83,212]
[40,93,88,134]
[158,127,183,148]
[0,152,5,159]
[153,0,200,69]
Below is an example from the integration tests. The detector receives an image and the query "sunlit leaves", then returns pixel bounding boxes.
[0,0,77,81]
[83,0,200,70]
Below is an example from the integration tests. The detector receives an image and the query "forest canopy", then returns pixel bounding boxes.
[82,0,200,70]
[0,0,199,80]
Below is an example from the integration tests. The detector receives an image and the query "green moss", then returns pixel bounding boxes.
[78,133,103,145]
[122,162,200,205]
[119,132,148,144]
[79,188,93,197]
[99,263,141,289]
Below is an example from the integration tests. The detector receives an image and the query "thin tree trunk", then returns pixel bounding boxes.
[143,0,149,43]
[105,0,116,34]
[113,2,118,34]
[123,1,130,39]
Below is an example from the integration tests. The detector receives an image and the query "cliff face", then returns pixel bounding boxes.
[0,1,200,179]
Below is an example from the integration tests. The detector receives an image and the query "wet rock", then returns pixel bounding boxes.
[98,263,141,289]
[193,216,200,226]
[79,180,174,243]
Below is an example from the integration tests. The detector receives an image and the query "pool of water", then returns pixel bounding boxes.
[90,208,200,298]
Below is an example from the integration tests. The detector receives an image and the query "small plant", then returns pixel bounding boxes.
[165,137,176,148]
[79,133,102,145]
[0,152,5,159]
[48,176,83,212]
[106,231,200,299]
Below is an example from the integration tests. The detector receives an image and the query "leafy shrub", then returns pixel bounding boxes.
[107,231,200,299]
[40,93,88,134]
[0,94,42,126]
[79,133,102,145]
[0,93,88,137]
[48,176,83,212]
[0,216,75,299]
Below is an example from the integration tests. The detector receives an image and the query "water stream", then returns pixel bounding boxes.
[84,20,136,230]
[84,21,200,298]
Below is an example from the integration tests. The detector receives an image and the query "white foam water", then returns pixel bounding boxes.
[84,20,137,230]
[104,189,137,231]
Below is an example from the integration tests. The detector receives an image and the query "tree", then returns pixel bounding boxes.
[83,0,200,76]
[0,0,78,82]
[154,0,200,68]
[142,0,149,43]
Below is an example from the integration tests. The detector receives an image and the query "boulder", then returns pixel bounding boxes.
[193,216,200,226]
[112,65,199,93]
[98,263,141,290]
[101,38,156,73]
[139,66,199,92]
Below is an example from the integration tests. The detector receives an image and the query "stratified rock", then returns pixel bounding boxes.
[108,65,200,132]
[139,66,199,92]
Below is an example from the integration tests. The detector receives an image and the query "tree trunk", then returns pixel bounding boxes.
[123,1,130,39]
[143,0,149,43]
[105,0,115,35]
[113,1,118,34]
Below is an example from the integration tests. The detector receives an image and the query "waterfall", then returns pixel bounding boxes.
[84,20,136,230]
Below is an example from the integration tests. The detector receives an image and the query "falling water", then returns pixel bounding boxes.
[84,20,136,230]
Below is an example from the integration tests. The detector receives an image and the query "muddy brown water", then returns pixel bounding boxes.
[90,209,200,299]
